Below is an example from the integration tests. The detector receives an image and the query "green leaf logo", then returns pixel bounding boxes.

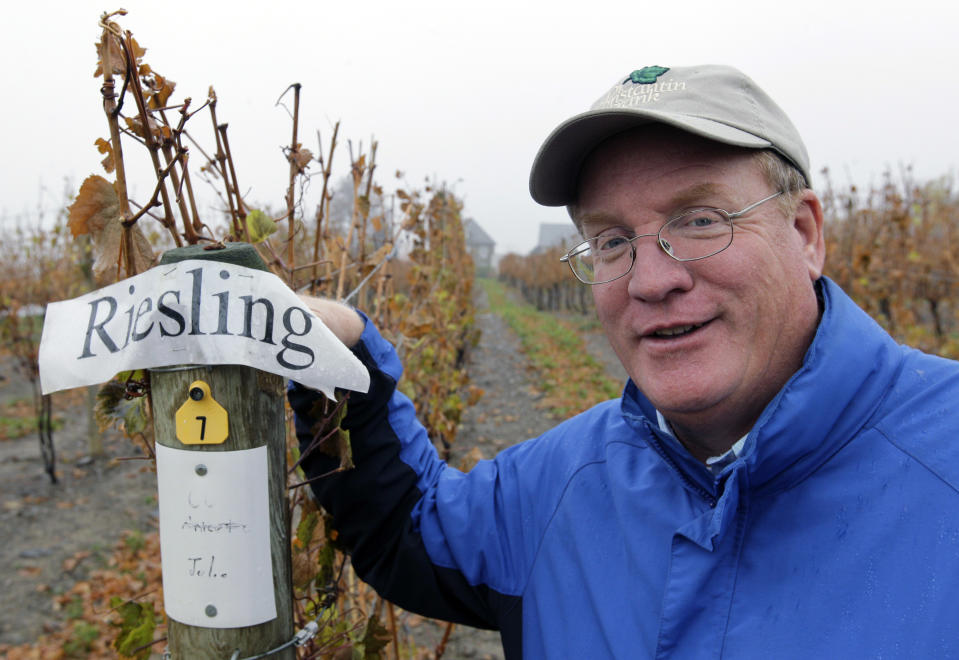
[626,66,670,84]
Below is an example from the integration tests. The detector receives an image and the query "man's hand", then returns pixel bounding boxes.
[298,295,365,348]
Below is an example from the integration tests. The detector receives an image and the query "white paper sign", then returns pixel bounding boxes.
[38,260,369,397]
[156,444,276,628]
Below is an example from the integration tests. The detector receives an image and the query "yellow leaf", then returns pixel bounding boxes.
[244,209,278,244]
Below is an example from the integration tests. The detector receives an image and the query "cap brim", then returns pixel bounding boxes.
[529,109,773,207]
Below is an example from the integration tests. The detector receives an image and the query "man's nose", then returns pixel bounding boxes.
[626,236,694,301]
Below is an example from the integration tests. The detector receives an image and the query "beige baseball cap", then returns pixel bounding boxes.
[529,65,810,206]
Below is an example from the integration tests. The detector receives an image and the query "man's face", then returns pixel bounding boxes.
[574,127,825,451]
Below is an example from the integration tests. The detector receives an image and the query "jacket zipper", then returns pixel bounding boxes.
[641,418,718,507]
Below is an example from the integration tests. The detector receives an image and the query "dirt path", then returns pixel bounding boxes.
[0,378,158,647]
[414,287,626,659]
[0,287,625,658]
[410,286,567,659]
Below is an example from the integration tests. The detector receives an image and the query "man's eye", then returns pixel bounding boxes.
[687,213,718,228]
[594,235,629,252]
[669,210,728,236]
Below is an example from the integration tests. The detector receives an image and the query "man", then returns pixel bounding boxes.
[292,65,959,657]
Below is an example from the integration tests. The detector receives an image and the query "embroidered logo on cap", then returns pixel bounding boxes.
[625,66,670,85]
[594,66,684,110]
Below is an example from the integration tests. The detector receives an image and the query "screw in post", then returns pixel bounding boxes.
[195,464,208,476]
[189,386,205,401]
[205,604,217,617]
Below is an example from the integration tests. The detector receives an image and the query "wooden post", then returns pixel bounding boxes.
[150,243,294,659]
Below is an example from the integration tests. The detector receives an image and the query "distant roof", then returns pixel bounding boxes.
[463,218,495,247]
[536,223,580,250]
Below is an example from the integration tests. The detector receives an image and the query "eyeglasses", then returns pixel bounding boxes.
[560,190,784,285]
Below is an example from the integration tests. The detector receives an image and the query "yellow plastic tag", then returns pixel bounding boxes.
[175,380,229,445]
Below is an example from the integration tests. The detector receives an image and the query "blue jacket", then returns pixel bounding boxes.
[291,278,959,658]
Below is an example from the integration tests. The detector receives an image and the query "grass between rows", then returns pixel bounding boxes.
[480,279,621,418]
[0,397,65,440]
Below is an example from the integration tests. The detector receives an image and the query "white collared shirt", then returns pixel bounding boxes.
[656,410,747,474]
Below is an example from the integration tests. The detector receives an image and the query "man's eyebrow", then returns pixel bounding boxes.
[575,182,731,230]
[667,183,728,209]
[575,210,619,229]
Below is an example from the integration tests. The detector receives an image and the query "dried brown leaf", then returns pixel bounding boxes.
[401,213,418,231]
[95,137,115,173]
[368,243,393,265]
[126,223,157,278]
[94,30,125,77]
[292,147,313,173]
[67,175,155,281]
[123,116,163,141]
[359,614,392,658]
[91,213,123,280]
[291,549,319,589]
[457,446,483,472]
[356,195,371,219]
[146,72,176,109]
[129,37,146,62]
[94,34,145,78]
[68,175,119,237]
[91,214,157,283]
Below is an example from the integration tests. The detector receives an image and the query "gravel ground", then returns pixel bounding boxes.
[0,287,625,658]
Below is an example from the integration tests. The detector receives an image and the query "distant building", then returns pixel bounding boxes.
[533,223,580,253]
[463,218,496,276]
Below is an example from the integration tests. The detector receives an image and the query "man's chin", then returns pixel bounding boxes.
[636,378,730,420]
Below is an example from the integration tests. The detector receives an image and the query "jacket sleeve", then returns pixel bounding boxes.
[288,315,525,631]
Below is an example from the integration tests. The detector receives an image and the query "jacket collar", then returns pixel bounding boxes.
[621,277,904,495]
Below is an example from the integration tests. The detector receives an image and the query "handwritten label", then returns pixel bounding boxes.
[38,260,370,397]
[156,444,276,628]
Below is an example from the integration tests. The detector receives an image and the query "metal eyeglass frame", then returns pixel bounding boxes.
[560,190,784,285]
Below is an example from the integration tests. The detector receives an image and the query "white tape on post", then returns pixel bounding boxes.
[156,444,276,628]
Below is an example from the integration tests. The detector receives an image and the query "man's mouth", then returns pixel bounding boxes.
[650,322,706,338]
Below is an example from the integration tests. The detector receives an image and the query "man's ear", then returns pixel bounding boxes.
[793,190,826,281]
